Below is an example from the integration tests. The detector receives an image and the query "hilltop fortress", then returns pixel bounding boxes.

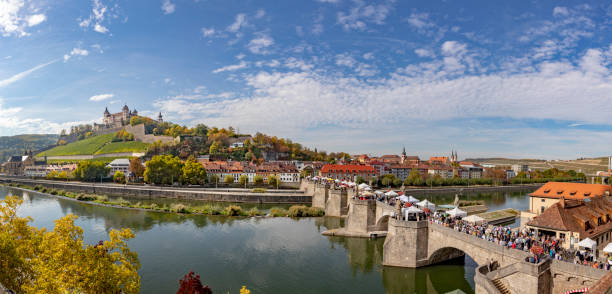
[94,105,163,130]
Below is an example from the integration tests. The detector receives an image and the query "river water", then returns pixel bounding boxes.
[0,186,534,293]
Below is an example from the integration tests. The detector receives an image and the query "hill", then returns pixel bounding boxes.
[0,134,59,162]
[38,133,149,157]
[467,157,608,175]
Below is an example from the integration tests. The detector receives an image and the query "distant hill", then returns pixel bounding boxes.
[38,132,148,157]
[466,157,609,175]
[0,134,59,162]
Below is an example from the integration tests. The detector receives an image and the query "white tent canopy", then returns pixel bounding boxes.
[463,215,485,225]
[385,191,398,197]
[447,207,467,218]
[578,238,597,249]
[397,195,410,202]
[402,206,423,219]
[374,190,385,195]
[358,183,370,189]
[407,195,420,203]
[603,243,612,253]
[363,186,372,191]
[416,199,436,210]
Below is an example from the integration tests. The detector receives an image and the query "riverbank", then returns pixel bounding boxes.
[0,177,310,204]
[3,183,324,218]
[399,183,544,196]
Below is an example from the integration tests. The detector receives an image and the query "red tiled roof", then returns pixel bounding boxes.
[320,164,376,173]
[530,182,612,200]
[527,196,612,239]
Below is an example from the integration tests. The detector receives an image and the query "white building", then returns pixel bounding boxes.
[512,164,529,175]
[107,158,130,175]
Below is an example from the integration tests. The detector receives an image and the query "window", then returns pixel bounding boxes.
[541,199,545,202]
[541,206,545,213]
[560,233,566,240]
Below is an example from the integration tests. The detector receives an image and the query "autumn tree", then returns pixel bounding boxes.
[224,175,234,184]
[268,175,280,187]
[182,159,207,185]
[253,175,264,186]
[176,271,212,294]
[130,157,145,179]
[0,196,140,293]
[73,161,109,182]
[238,175,249,186]
[144,155,184,185]
[114,171,126,184]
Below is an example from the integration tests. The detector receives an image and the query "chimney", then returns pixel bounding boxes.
[559,196,565,209]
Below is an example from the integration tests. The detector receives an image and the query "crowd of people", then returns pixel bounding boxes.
[372,197,612,271]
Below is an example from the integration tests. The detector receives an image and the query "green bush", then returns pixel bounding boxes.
[246,207,262,216]
[224,205,243,216]
[251,188,267,193]
[269,207,287,217]
[76,194,96,201]
[170,203,188,213]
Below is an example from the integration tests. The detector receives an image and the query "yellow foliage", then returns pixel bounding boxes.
[240,286,251,294]
[0,196,140,293]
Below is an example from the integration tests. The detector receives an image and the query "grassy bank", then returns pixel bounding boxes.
[2,183,324,218]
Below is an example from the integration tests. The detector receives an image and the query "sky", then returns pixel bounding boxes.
[0,0,611,160]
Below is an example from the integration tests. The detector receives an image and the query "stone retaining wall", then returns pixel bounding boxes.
[1,178,311,204]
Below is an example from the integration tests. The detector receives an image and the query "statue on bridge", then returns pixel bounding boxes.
[453,193,460,207]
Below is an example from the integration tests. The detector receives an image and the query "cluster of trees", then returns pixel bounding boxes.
[72,161,109,182]
[143,155,207,185]
[367,167,587,188]
[0,196,140,293]
[219,174,280,187]
[114,129,135,142]
[45,170,68,180]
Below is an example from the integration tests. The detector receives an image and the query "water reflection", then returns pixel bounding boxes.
[0,186,530,294]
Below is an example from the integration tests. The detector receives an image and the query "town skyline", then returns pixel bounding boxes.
[1,0,611,159]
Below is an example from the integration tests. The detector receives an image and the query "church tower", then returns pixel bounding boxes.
[401,146,407,164]
[158,112,163,123]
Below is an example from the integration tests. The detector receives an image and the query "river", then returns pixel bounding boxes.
[0,186,534,293]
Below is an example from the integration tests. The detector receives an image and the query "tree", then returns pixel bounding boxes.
[192,124,209,137]
[130,158,145,179]
[144,155,184,185]
[238,175,249,186]
[209,174,220,184]
[253,175,264,186]
[224,175,234,184]
[46,170,58,179]
[0,196,140,293]
[268,175,280,187]
[406,169,422,186]
[381,174,396,187]
[56,171,68,180]
[73,161,109,182]
[356,176,365,184]
[176,271,212,294]
[209,142,219,154]
[182,159,207,185]
[369,176,378,186]
[114,171,126,184]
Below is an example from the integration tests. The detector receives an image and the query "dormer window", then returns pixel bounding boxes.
[557,190,564,195]
[570,191,577,195]
[544,189,551,193]
[585,192,591,197]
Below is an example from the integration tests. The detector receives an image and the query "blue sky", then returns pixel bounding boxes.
[1,0,611,159]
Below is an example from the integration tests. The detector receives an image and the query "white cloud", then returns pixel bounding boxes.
[27,14,46,27]
[363,52,374,60]
[161,0,175,14]
[405,12,433,29]
[254,9,265,19]
[553,6,569,17]
[415,48,434,58]
[0,0,46,36]
[337,1,392,30]
[212,61,248,73]
[63,48,89,62]
[0,60,56,88]
[79,0,118,34]
[201,27,215,37]
[335,53,356,67]
[193,85,206,93]
[441,41,467,56]
[227,13,247,33]
[91,44,103,53]
[94,23,108,34]
[164,78,171,83]
[247,34,274,54]
[89,93,114,101]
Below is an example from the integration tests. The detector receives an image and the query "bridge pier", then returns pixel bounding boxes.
[346,199,377,234]
[325,188,348,217]
[312,183,329,209]
[382,219,431,268]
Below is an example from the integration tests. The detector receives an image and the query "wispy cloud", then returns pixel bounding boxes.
[248,34,274,54]
[212,61,248,73]
[89,93,114,101]
[337,1,393,30]
[227,13,247,33]
[63,48,89,62]
[0,0,47,37]
[161,0,175,14]
[0,60,57,88]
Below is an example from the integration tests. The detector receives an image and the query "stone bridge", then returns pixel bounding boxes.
[381,218,606,293]
[308,182,355,218]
